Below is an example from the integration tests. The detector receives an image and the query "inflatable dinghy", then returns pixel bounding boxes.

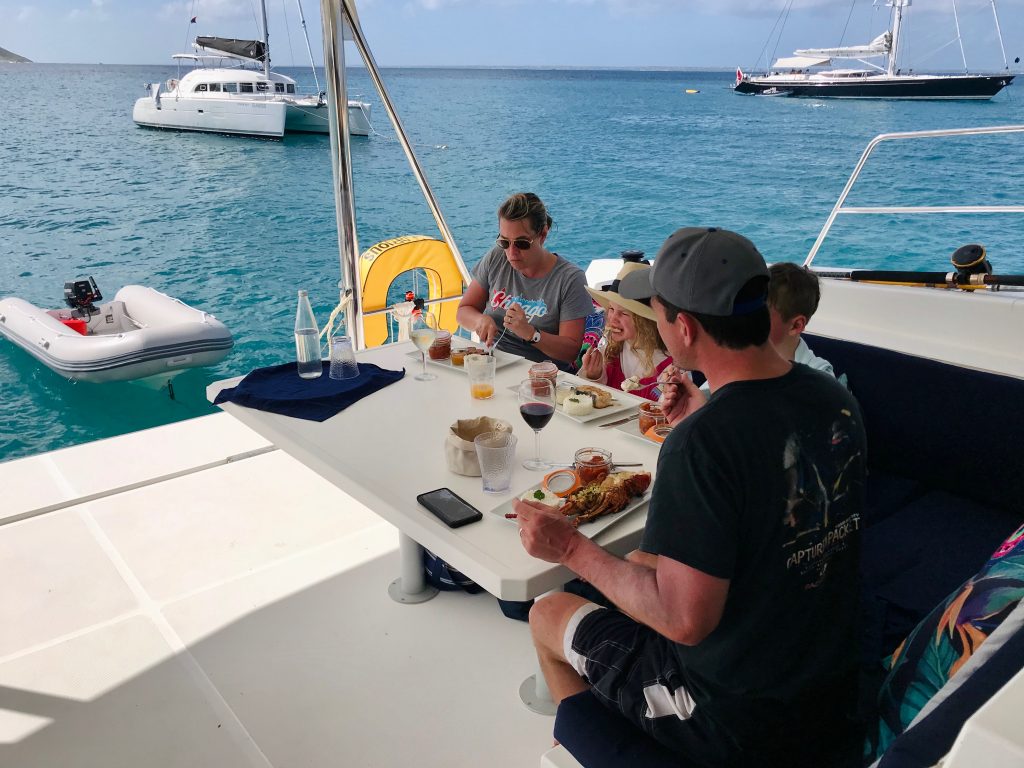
[0,278,233,383]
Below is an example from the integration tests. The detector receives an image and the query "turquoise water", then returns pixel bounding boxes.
[1,64,1022,462]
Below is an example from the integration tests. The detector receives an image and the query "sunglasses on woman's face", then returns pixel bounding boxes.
[496,234,538,251]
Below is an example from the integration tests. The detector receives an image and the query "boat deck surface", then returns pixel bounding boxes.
[0,413,553,767]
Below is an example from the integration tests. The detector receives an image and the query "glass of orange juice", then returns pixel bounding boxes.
[465,354,496,400]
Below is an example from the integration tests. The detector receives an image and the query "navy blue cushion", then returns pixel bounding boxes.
[553,691,680,768]
[804,334,1024,513]
[861,490,1018,660]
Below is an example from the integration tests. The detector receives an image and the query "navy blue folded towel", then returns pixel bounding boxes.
[214,361,405,421]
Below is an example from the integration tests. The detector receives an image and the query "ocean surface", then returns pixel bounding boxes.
[1,63,1022,462]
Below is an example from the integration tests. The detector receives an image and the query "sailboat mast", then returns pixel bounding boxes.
[260,0,271,78]
[888,0,909,77]
[295,0,323,93]
[989,0,1009,69]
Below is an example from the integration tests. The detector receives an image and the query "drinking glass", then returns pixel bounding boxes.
[518,377,555,471]
[329,335,360,380]
[474,431,518,494]
[410,312,438,381]
[465,354,496,400]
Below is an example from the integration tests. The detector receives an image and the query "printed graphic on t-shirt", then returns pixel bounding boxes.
[781,407,863,588]
[489,289,548,320]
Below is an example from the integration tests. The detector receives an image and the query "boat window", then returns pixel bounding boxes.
[209,83,222,92]
[222,83,238,93]
[275,83,285,93]
[287,84,295,94]
[256,82,270,92]
[240,82,254,93]
[195,83,208,92]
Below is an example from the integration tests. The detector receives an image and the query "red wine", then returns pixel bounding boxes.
[520,402,555,430]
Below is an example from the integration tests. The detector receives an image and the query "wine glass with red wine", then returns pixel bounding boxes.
[518,377,555,470]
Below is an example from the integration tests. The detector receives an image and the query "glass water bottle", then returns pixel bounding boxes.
[294,290,322,379]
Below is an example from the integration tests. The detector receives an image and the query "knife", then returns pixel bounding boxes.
[598,413,640,428]
[548,462,645,469]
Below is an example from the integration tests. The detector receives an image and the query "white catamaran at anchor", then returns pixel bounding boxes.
[132,0,371,139]
[735,0,1016,99]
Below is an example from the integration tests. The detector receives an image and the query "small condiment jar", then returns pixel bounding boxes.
[529,360,559,394]
[450,347,468,366]
[543,468,582,498]
[574,447,612,485]
[638,401,667,435]
[428,330,452,360]
[644,424,673,444]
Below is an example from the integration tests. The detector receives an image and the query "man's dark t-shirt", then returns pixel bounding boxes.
[641,363,866,756]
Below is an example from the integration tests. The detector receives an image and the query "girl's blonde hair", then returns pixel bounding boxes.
[606,311,667,375]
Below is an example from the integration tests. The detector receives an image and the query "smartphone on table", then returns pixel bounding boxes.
[417,488,483,528]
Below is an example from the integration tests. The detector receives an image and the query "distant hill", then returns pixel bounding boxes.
[0,46,31,63]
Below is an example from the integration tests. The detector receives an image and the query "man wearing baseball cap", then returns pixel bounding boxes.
[514,227,866,766]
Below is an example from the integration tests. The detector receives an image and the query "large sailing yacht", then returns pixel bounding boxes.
[734,0,1015,99]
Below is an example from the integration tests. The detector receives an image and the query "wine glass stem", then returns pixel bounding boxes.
[533,430,541,464]
[422,352,427,378]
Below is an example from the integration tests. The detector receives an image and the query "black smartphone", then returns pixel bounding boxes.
[417,488,483,528]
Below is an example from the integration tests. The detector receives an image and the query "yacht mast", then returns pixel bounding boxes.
[295,0,322,93]
[989,0,1009,69]
[260,0,271,78]
[888,0,910,77]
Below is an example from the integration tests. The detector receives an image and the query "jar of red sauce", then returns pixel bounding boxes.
[574,447,612,485]
[529,360,559,394]
[638,401,667,435]
[428,330,452,360]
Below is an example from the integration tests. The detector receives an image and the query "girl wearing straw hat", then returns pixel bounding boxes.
[581,262,672,401]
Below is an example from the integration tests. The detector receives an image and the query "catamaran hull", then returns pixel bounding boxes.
[133,96,288,139]
[0,286,233,383]
[734,73,1014,99]
[284,100,372,136]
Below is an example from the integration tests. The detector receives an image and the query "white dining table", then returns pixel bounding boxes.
[208,340,661,712]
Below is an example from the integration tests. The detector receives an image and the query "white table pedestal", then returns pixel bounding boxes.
[387,532,439,604]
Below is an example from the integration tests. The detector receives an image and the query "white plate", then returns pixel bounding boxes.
[406,341,521,373]
[553,374,643,424]
[489,480,651,539]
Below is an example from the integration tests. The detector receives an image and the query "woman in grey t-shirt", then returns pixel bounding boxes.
[456,192,592,366]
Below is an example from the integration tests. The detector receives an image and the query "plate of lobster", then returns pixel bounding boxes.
[492,470,653,538]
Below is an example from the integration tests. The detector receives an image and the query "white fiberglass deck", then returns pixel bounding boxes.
[0,414,553,767]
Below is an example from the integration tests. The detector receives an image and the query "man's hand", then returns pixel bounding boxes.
[515,498,580,563]
[475,314,499,347]
[503,303,534,341]
[580,346,604,380]
[659,366,707,426]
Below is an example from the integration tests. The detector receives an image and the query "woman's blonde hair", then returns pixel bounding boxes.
[497,192,553,236]
[606,311,667,375]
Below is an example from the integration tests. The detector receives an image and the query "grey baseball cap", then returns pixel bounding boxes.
[619,227,769,317]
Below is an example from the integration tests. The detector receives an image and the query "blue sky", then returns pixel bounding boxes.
[2,0,1022,70]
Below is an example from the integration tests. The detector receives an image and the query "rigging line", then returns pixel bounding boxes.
[951,0,968,73]
[989,0,1009,70]
[281,0,296,67]
[183,0,200,62]
[751,0,789,72]
[838,0,858,49]
[768,0,794,73]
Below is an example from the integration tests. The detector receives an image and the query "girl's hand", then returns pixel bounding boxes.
[580,346,604,379]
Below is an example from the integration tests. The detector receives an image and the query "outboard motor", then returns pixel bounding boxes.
[63,276,103,316]
[620,250,648,264]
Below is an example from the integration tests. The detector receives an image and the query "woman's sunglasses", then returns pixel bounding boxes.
[496,234,538,251]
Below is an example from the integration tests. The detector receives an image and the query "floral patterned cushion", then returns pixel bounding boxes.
[874,521,1024,756]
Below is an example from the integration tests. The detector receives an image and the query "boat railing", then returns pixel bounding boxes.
[805,125,1024,269]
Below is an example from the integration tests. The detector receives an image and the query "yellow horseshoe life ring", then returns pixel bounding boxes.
[359,235,465,347]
